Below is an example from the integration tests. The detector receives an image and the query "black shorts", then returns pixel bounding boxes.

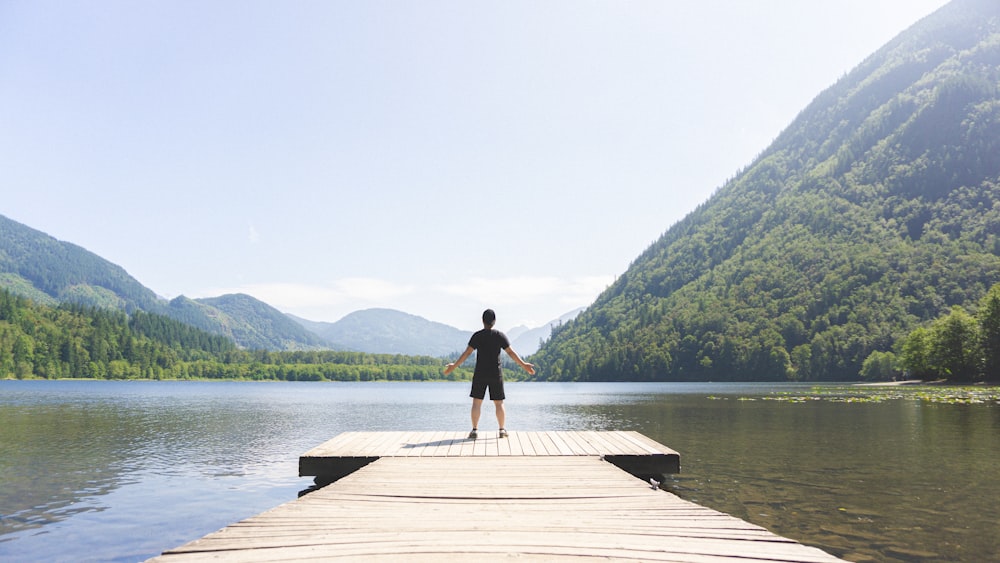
[470,373,505,401]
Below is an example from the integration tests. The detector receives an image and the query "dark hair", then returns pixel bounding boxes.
[482,309,496,327]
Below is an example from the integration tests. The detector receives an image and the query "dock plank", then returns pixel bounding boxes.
[446,432,466,456]
[545,430,577,456]
[535,431,561,455]
[527,431,552,455]
[516,430,538,455]
[406,430,439,457]
[497,431,512,455]
[558,430,602,455]
[578,430,612,455]
[433,431,463,456]
[506,430,525,455]
[612,430,665,454]
[307,431,363,456]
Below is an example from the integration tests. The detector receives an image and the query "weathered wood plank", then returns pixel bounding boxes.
[303,431,359,456]
[568,429,620,455]
[446,431,467,456]
[527,431,552,455]
[516,430,538,455]
[535,431,561,455]
[506,429,525,455]
[497,431,512,455]
[613,430,665,454]
[544,430,576,456]
[412,430,447,456]
[419,430,446,456]
[587,429,626,453]
[347,431,390,453]
[559,431,600,456]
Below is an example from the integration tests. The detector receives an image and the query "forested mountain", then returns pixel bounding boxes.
[292,308,468,357]
[533,0,1000,382]
[0,214,329,350]
[176,294,330,351]
[0,215,162,312]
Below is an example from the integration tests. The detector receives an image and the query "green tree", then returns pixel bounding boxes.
[900,327,932,380]
[860,350,897,381]
[978,284,1000,381]
[930,306,979,382]
[789,344,812,381]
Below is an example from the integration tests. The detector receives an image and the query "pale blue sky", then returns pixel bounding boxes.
[1,1,950,331]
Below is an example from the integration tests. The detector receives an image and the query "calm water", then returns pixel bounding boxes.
[0,381,997,562]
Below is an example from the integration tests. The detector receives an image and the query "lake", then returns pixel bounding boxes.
[0,380,997,562]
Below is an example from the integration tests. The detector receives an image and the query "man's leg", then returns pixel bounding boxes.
[471,398,483,429]
[494,399,505,429]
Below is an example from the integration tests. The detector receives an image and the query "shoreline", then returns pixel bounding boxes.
[854,379,927,387]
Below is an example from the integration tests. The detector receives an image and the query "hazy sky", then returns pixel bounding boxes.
[1,1,950,331]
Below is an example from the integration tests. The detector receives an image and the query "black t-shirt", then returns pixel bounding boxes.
[468,328,510,377]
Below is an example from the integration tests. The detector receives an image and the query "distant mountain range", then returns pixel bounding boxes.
[290,309,469,357]
[0,214,572,354]
[289,307,584,357]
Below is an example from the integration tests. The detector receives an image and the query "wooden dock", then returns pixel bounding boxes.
[300,430,682,487]
[151,431,844,562]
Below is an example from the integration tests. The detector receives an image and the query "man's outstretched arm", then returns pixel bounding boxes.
[505,347,535,375]
[444,346,474,375]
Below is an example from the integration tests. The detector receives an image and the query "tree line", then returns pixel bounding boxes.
[881,283,1000,382]
[0,289,464,381]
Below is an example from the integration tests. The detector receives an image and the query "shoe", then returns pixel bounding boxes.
[499,428,508,438]
[468,429,478,440]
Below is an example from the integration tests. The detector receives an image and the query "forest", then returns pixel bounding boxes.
[0,289,462,382]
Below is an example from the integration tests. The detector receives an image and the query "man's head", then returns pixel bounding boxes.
[482,309,496,328]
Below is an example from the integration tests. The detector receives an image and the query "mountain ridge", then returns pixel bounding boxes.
[290,308,468,356]
[0,214,163,312]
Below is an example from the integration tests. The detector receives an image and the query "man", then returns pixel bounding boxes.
[444,309,535,439]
